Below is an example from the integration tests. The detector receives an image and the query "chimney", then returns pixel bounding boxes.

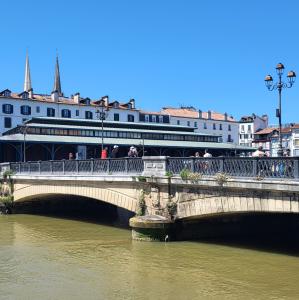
[224,112,228,121]
[208,110,212,119]
[28,88,33,99]
[129,98,135,109]
[198,109,202,118]
[51,90,59,102]
[262,114,269,126]
[74,92,80,104]
[102,95,109,106]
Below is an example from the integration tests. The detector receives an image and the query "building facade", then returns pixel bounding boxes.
[239,114,268,147]
[0,54,255,161]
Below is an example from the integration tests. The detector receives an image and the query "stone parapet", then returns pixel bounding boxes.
[142,156,167,177]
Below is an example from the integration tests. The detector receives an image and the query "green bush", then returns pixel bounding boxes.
[180,168,190,180]
[136,190,146,216]
[165,171,173,178]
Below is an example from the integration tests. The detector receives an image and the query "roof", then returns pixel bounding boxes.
[139,110,168,116]
[0,92,138,110]
[162,107,235,122]
[0,133,254,150]
[255,126,297,135]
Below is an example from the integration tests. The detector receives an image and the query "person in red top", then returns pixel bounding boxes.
[101,147,108,159]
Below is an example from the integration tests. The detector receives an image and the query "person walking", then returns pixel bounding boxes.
[128,146,138,157]
[252,146,265,157]
[203,149,212,158]
[101,147,108,159]
[111,145,119,158]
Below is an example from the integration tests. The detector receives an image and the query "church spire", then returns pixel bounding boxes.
[24,51,32,92]
[53,54,62,96]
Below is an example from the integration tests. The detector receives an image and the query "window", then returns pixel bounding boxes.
[22,92,28,99]
[213,123,216,130]
[113,102,119,108]
[187,121,190,126]
[248,124,252,132]
[228,134,232,142]
[128,114,135,122]
[145,115,149,122]
[2,104,13,114]
[152,115,156,122]
[20,105,31,115]
[228,124,231,131]
[4,90,11,97]
[36,106,40,113]
[177,120,180,125]
[47,108,55,117]
[114,113,119,121]
[241,125,245,132]
[127,103,132,109]
[62,109,71,118]
[204,123,207,129]
[159,116,163,123]
[194,122,197,127]
[85,111,93,119]
[76,110,79,117]
[4,117,11,128]
[219,124,222,130]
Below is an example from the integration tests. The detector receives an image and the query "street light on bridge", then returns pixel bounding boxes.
[264,63,296,156]
[96,96,109,154]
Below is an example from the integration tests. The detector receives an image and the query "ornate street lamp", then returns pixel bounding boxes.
[96,97,109,153]
[264,63,296,156]
[22,119,29,162]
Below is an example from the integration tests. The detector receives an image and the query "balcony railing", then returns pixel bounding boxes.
[1,156,299,180]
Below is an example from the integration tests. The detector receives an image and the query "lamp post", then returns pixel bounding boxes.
[96,98,109,152]
[265,63,296,156]
[22,120,28,162]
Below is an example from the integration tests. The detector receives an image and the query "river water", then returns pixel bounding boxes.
[1,214,299,300]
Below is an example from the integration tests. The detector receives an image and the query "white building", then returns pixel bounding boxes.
[161,107,238,144]
[239,114,268,147]
[290,125,299,156]
[0,53,255,161]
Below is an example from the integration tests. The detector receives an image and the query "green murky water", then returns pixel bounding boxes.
[0,215,299,300]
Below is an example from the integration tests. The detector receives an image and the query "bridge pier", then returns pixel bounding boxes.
[130,215,173,242]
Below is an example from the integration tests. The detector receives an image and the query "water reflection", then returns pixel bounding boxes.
[1,214,299,299]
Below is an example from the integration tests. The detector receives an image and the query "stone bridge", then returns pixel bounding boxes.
[1,156,299,240]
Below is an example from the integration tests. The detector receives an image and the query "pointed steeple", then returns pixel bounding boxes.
[24,51,32,92]
[53,54,62,96]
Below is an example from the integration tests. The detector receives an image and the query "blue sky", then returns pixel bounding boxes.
[1,0,298,124]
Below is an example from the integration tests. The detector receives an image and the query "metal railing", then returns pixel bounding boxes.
[8,158,144,175]
[1,156,299,180]
[166,157,299,180]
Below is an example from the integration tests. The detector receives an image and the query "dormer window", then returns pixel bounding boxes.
[127,103,132,109]
[22,92,28,99]
[85,98,91,105]
[113,102,119,108]
[159,116,163,123]
[0,89,11,97]
[145,115,149,122]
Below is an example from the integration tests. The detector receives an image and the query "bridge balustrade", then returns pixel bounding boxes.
[1,156,298,180]
[166,157,299,179]
[8,158,144,176]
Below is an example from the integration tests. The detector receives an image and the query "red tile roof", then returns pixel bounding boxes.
[161,107,235,121]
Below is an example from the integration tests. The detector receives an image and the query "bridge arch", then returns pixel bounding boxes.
[177,191,299,220]
[13,182,139,213]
